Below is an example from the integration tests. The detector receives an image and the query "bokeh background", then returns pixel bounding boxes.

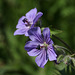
[0,0,75,75]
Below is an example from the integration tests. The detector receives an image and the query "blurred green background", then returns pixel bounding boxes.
[0,0,75,75]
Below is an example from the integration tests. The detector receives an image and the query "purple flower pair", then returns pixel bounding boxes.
[14,8,43,36]
[14,8,57,68]
[25,27,57,68]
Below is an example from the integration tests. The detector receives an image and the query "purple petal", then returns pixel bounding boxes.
[28,27,43,43]
[14,27,29,36]
[35,50,48,68]
[47,44,57,61]
[43,28,50,44]
[27,49,41,56]
[24,30,29,36]
[16,16,26,28]
[14,29,25,35]
[26,8,37,21]
[25,41,40,52]
[31,12,43,27]
[47,38,54,45]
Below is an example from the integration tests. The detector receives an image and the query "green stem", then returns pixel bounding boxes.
[70,54,75,57]
[69,64,75,70]
[52,34,73,54]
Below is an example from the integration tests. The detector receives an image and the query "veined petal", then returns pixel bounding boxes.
[31,12,43,27]
[16,16,26,28]
[47,38,54,45]
[26,8,37,21]
[16,24,26,29]
[27,49,41,56]
[43,28,50,43]
[25,41,40,52]
[35,50,48,68]
[47,44,57,61]
[28,27,43,43]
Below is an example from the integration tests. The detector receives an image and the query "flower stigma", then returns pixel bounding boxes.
[37,42,48,50]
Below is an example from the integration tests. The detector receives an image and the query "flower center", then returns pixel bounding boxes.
[22,18,33,27]
[36,42,48,50]
[43,42,48,47]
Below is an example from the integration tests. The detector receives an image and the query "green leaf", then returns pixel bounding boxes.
[57,55,64,63]
[54,45,66,55]
[71,58,75,66]
[48,69,61,75]
[63,55,71,64]
[54,45,72,55]
[50,29,62,36]
[69,64,72,73]
[46,68,61,75]
[55,62,67,71]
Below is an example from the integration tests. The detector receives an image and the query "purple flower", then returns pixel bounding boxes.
[14,8,43,36]
[25,27,57,68]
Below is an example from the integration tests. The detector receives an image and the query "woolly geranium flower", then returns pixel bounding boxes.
[25,27,57,68]
[14,8,43,36]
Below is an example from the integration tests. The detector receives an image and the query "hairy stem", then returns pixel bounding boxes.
[52,34,73,54]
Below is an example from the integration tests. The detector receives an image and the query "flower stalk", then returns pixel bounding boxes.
[52,34,73,54]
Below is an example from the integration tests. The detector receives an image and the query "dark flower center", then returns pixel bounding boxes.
[22,18,27,23]
[36,42,48,50]
[36,45,40,50]
[22,18,31,26]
